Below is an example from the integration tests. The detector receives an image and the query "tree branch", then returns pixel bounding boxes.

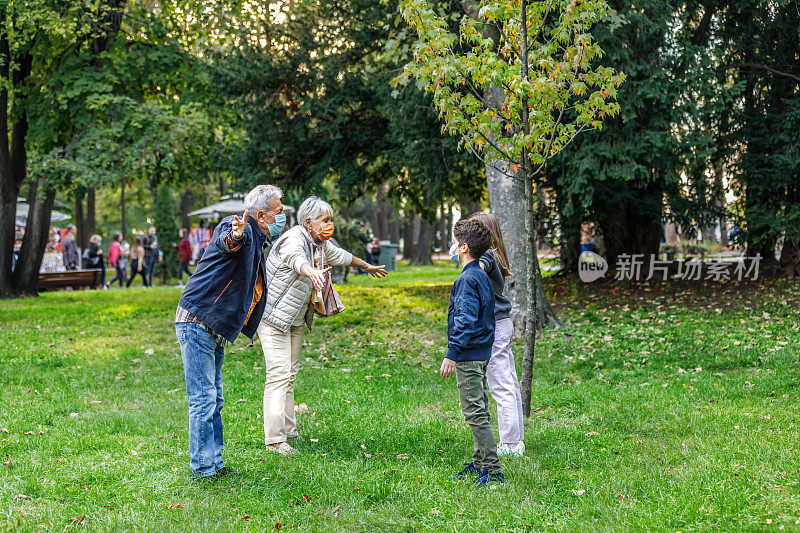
[717,62,800,83]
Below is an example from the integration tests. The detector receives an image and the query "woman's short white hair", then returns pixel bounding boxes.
[244,185,283,213]
[298,196,334,224]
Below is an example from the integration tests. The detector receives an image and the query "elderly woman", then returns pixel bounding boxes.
[258,196,387,455]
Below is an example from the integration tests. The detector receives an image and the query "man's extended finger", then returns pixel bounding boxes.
[322,266,333,273]
[242,209,249,221]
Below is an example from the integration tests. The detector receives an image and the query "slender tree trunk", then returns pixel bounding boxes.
[437,206,447,252]
[14,177,55,294]
[519,0,535,417]
[439,205,451,251]
[74,190,86,249]
[180,188,193,230]
[121,179,127,239]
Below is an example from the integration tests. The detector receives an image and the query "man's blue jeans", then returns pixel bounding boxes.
[175,322,225,477]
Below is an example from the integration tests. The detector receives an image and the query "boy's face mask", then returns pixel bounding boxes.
[449,242,464,266]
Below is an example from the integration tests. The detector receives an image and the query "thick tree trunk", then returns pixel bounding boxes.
[486,159,527,333]
[0,179,17,297]
[180,188,193,230]
[598,183,663,276]
[14,177,55,294]
[0,40,32,297]
[86,187,96,238]
[410,217,434,265]
[388,204,401,244]
[376,187,391,241]
[403,211,418,259]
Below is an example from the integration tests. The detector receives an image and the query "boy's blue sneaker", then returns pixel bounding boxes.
[476,468,505,488]
[450,462,481,480]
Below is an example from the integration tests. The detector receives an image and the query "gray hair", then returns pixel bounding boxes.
[244,185,283,213]
[297,196,333,225]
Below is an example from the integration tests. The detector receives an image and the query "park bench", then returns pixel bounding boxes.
[38,269,102,291]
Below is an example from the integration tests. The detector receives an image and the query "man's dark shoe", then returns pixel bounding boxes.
[216,467,238,477]
[475,468,505,488]
[449,462,481,480]
[192,472,217,482]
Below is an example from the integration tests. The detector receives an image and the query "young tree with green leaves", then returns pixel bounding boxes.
[400,0,623,415]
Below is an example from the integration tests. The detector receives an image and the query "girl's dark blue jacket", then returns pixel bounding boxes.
[178,216,268,343]
[446,260,495,361]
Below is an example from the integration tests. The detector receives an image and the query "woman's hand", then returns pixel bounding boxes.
[301,264,331,291]
[362,263,388,278]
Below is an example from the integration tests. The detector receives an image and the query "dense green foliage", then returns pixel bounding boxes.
[546,0,799,267]
[1,267,800,530]
[211,0,484,216]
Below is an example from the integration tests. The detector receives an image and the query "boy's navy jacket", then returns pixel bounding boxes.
[446,260,495,361]
[178,215,270,343]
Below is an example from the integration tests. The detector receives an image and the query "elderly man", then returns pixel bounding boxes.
[175,185,286,479]
[62,225,79,270]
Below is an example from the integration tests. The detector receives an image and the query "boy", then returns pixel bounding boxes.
[441,218,504,487]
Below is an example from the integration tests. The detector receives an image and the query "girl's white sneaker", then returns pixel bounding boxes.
[498,442,525,458]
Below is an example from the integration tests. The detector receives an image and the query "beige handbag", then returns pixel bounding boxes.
[312,251,345,317]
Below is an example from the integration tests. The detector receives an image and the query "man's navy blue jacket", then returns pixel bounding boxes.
[178,216,268,343]
[446,260,495,361]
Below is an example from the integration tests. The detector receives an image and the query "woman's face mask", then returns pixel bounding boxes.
[310,219,334,241]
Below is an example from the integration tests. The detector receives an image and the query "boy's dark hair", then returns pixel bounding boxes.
[453,218,493,260]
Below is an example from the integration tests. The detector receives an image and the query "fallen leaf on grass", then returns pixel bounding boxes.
[144,348,155,355]
[15,494,27,499]
[397,454,411,460]
[70,516,85,524]
[309,438,319,443]
[167,503,183,509]
[572,489,586,496]
[0,428,8,433]
[333,505,341,517]
[273,522,282,530]
[295,402,309,414]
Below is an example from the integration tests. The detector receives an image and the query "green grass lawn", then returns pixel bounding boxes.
[1,268,799,531]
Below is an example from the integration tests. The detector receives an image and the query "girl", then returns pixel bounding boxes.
[470,212,525,457]
[126,237,149,288]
